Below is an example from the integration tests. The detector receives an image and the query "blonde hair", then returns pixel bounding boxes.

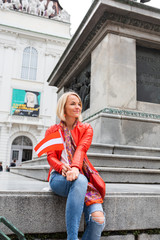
[56,91,82,122]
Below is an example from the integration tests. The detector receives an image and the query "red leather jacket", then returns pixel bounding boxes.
[45,121,98,181]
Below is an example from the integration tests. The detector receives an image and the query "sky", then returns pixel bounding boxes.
[60,0,160,35]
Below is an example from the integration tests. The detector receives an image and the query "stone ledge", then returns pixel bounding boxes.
[0,190,160,235]
[89,143,160,156]
[10,165,160,183]
[139,234,160,240]
[101,236,134,240]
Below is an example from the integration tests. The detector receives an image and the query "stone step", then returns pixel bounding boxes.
[22,155,47,166]
[21,153,160,171]
[10,165,160,183]
[0,173,160,236]
[22,144,160,167]
[89,143,160,157]
[88,153,160,169]
[10,165,49,181]
[97,167,160,184]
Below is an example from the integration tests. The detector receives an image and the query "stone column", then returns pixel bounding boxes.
[91,33,137,116]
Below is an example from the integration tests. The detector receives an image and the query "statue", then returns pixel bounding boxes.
[46,0,55,18]
[79,71,90,111]
[51,0,62,15]
[70,77,82,93]
[29,0,38,15]
[59,9,70,22]
[0,0,69,22]
[12,0,21,10]
[68,70,91,112]
[0,0,3,8]
[38,0,47,16]
[22,0,29,12]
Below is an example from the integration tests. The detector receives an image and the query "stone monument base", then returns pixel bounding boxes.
[84,108,160,148]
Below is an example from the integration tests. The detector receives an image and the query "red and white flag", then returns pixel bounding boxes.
[34,130,64,157]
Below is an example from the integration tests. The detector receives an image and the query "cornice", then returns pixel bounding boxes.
[83,107,160,123]
[45,52,57,58]
[0,28,69,50]
[46,38,68,47]
[107,13,160,32]
[0,23,71,42]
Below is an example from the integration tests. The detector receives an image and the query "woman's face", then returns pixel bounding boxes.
[26,92,35,108]
[65,95,82,120]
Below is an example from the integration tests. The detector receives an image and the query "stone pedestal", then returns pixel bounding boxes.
[91,34,136,114]
[48,0,160,147]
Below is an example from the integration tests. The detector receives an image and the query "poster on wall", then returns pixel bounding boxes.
[11,89,41,117]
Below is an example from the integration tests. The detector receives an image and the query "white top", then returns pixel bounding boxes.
[60,143,69,165]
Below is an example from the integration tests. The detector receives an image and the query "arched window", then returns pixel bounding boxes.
[12,136,32,146]
[11,136,33,163]
[21,47,38,80]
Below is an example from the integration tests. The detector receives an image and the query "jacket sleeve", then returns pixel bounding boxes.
[71,123,93,170]
[45,126,64,174]
[47,151,63,174]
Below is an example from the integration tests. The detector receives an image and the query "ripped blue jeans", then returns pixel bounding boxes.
[49,171,105,240]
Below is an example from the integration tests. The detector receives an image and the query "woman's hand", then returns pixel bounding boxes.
[62,164,71,177]
[66,167,79,181]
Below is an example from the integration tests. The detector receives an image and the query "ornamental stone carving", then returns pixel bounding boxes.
[68,64,91,112]
[0,0,70,22]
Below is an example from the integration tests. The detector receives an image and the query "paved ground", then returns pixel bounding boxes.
[0,172,48,191]
[0,172,160,194]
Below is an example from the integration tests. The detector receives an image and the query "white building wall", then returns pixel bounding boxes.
[0,8,71,168]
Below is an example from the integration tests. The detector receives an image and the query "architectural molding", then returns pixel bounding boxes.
[11,78,44,91]
[48,2,160,87]
[46,38,68,47]
[0,40,17,50]
[3,44,16,51]
[7,115,43,128]
[0,28,18,36]
[8,129,37,150]
[83,107,160,123]
[45,52,56,57]
[0,24,70,42]
[106,12,160,33]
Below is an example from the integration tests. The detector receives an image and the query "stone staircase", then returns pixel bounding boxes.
[10,143,160,184]
[3,143,160,239]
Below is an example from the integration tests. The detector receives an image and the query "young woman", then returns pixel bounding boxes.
[46,91,105,240]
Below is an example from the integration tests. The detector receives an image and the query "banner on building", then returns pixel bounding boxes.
[11,89,41,117]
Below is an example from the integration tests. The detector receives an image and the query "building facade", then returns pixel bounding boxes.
[0,4,71,168]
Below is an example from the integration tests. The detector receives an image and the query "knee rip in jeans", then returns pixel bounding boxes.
[90,211,105,225]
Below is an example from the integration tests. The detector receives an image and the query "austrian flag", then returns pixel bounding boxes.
[34,131,64,157]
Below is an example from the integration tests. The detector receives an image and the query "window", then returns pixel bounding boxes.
[12,136,32,146]
[21,47,38,80]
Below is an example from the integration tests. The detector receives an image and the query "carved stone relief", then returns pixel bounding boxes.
[0,0,70,22]
[67,63,91,112]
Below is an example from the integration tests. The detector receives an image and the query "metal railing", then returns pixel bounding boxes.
[0,216,26,240]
